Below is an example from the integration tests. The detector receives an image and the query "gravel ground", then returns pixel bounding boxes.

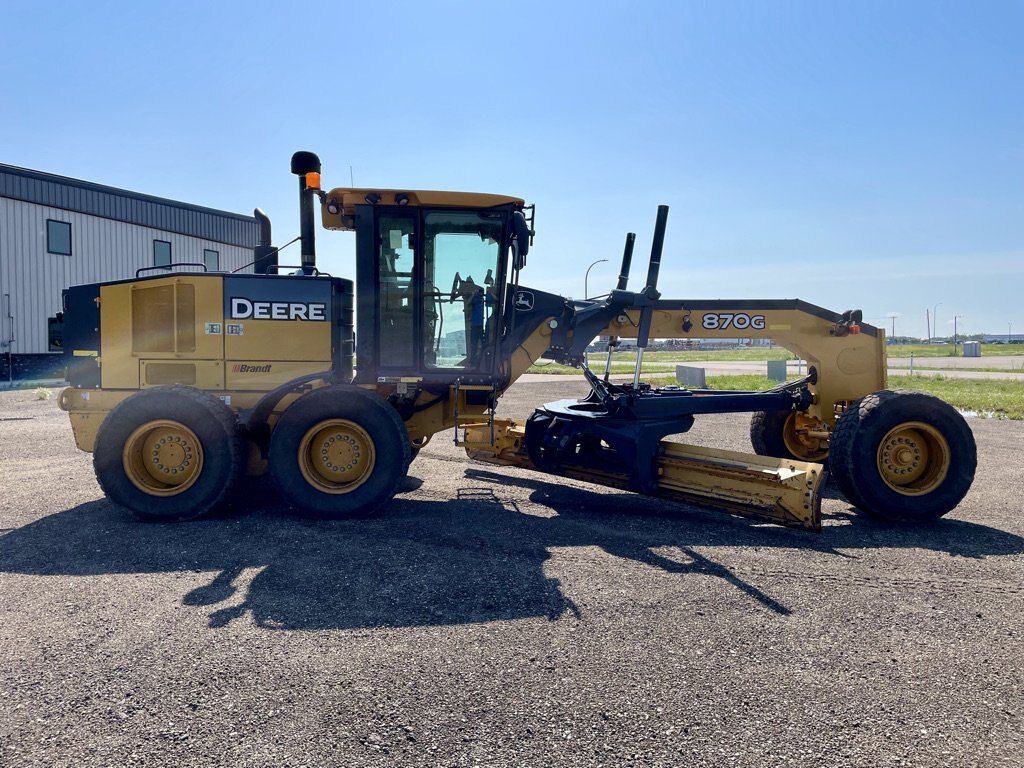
[1,382,1022,768]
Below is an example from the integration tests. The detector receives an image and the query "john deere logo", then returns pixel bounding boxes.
[232,364,272,373]
[514,291,534,311]
[230,297,327,321]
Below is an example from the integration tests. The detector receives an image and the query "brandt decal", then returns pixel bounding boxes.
[232,364,272,373]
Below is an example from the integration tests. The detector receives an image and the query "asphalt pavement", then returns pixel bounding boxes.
[1,383,1022,767]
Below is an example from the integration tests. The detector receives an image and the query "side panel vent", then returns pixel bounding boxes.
[132,284,196,353]
[144,362,197,385]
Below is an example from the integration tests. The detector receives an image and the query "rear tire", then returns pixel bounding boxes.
[750,410,829,463]
[829,389,976,522]
[269,387,409,519]
[93,386,243,521]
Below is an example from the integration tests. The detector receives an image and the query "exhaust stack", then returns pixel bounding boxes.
[291,151,322,273]
[251,208,276,274]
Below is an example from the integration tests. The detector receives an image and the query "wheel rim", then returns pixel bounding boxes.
[876,421,950,496]
[782,413,829,462]
[298,419,377,494]
[122,420,204,496]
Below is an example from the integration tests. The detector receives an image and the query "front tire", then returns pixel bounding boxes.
[829,390,976,522]
[750,410,829,462]
[269,387,410,518]
[93,386,243,521]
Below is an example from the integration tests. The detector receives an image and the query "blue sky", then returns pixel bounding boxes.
[2,1,1021,338]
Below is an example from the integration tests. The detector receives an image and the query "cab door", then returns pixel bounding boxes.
[420,210,504,374]
[375,212,418,370]
[355,205,507,382]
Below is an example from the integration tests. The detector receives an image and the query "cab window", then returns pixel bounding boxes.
[422,211,503,370]
[377,214,416,368]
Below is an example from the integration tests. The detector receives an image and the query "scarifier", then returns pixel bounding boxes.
[57,152,977,530]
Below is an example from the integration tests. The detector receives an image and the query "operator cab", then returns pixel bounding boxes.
[319,187,531,385]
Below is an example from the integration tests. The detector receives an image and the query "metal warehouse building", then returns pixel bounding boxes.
[0,163,260,381]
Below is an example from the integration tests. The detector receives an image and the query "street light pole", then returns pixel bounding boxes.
[953,314,964,356]
[932,302,942,344]
[584,258,609,300]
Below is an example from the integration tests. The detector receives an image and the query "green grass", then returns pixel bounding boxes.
[637,373,1024,420]
[528,351,797,374]
[887,343,1024,358]
[641,373,793,390]
[528,362,595,375]
[528,361,689,375]
[572,344,1023,364]
[887,375,1024,419]
[903,365,1024,373]
[527,342,1024,374]
[612,348,794,362]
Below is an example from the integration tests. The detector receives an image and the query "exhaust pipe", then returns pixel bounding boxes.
[251,208,276,274]
[291,151,321,273]
[254,207,272,246]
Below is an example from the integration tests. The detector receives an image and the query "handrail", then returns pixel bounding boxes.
[135,262,209,277]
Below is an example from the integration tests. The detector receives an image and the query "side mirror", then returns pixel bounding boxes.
[511,211,531,269]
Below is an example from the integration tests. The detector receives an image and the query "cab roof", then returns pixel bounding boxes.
[321,187,525,231]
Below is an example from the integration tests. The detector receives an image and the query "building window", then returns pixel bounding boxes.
[154,240,172,269]
[203,249,219,271]
[47,220,72,256]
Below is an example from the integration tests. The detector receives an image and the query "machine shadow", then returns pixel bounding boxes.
[1,466,1019,632]
[463,467,1019,561]
[0,496,575,631]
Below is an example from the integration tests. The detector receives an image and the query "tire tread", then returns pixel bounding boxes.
[94,385,243,521]
[829,389,976,522]
[268,386,409,518]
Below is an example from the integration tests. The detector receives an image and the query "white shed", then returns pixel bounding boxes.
[0,164,260,380]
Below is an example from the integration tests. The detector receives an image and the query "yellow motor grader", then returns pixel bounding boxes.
[57,152,976,531]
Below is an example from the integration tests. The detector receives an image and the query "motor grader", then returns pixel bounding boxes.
[57,152,977,531]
